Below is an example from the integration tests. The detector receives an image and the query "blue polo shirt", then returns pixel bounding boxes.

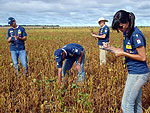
[7,26,27,51]
[98,25,109,45]
[57,43,84,68]
[123,26,149,74]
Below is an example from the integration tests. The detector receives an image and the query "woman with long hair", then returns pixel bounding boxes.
[104,10,149,113]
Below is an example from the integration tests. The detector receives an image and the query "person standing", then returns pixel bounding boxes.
[104,10,149,113]
[54,43,85,85]
[91,17,110,65]
[7,17,28,77]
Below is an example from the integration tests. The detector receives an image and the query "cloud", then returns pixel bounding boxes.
[0,0,150,26]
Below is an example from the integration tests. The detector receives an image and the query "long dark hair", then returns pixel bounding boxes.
[112,10,135,38]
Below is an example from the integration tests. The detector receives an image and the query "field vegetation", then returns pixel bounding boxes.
[0,27,150,113]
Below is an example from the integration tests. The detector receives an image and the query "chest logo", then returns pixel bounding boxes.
[18,29,21,34]
[126,45,132,49]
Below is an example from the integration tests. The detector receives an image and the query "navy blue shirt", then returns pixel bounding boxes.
[7,26,27,51]
[98,25,109,45]
[57,43,84,68]
[123,26,149,74]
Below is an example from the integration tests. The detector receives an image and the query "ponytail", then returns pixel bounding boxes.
[126,12,135,38]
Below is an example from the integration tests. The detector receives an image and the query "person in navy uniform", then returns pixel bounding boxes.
[104,10,149,113]
[91,17,110,65]
[54,43,85,84]
[7,17,28,77]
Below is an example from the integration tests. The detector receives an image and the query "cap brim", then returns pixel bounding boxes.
[8,22,12,24]
[56,57,62,62]
[98,20,108,23]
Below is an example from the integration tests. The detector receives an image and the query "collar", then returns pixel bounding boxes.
[12,25,19,29]
[101,24,106,28]
[62,49,67,56]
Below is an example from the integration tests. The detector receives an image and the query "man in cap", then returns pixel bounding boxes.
[7,17,28,77]
[54,43,85,85]
[91,17,110,65]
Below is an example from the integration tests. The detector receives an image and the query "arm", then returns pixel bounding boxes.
[103,43,123,52]
[77,51,84,64]
[57,68,62,83]
[7,37,16,43]
[15,36,27,41]
[76,51,84,72]
[7,37,13,43]
[21,36,27,41]
[115,46,146,61]
[7,30,15,43]
[91,33,106,39]
[8,36,27,43]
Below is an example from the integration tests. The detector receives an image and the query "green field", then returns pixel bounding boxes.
[0,27,150,113]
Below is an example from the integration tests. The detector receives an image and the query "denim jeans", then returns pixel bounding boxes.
[121,73,149,113]
[11,50,28,76]
[99,45,107,65]
[62,50,85,82]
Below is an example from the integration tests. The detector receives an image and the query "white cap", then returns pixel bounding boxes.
[97,17,108,23]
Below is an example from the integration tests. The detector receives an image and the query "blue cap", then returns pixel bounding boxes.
[8,17,15,24]
[54,49,63,62]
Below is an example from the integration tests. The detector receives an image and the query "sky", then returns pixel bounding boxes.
[0,0,150,26]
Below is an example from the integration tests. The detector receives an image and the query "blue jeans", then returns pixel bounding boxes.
[62,50,85,82]
[11,50,28,76]
[121,73,149,113]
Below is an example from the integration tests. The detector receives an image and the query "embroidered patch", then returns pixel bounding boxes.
[18,29,21,34]
[126,45,132,49]
[75,49,78,53]
[137,39,141,44]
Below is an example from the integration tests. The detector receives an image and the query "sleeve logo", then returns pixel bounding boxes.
[75,49,78,53]
[137,39,141,44]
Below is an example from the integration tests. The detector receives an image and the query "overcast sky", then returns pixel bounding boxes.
[0,0,150,26]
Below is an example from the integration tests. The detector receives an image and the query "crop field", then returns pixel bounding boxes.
[0,27,150,113]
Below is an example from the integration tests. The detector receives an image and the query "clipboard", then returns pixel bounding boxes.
[100,48,115,53]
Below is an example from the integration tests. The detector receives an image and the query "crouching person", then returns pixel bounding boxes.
[54,43,85,86]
